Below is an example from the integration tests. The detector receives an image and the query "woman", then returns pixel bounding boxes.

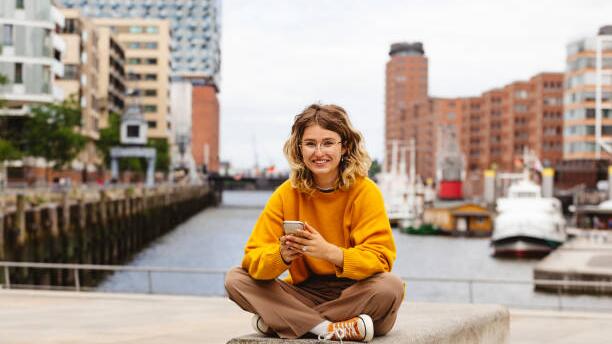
[225,104,403,342]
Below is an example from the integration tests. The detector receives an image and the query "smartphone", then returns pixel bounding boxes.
[283,220,304,236]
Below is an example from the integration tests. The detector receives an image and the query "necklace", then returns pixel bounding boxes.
[316,185,336,192]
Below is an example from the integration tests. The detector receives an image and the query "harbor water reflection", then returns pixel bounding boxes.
[98,190,612,311]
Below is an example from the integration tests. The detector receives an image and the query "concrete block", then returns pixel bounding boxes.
[227,303,509,344]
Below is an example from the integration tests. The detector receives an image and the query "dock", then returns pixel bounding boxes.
[1,289,612,343]
[534,232,612,294]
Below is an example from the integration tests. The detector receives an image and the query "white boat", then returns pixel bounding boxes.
[492,178,567,257]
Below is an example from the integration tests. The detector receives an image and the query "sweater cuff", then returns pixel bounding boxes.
[336,247,360,279]
[271,246,290,274]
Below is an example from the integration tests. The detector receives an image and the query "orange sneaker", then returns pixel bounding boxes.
[319,314,374,342]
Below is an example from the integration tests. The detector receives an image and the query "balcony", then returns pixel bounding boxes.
[51,6,65,29]
[51,33,66,54]
[52,60,64,78]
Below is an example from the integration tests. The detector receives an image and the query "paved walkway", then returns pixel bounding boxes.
[0,290,611,343]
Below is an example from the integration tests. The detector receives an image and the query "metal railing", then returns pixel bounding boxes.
[1,261,612,312]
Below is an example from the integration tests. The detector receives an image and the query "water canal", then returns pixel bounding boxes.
[98,190,612,312]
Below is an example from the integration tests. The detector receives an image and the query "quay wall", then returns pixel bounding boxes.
[0,184,221,289]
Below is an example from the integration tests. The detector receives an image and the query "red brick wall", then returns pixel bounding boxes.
[191,85,220,172]
[385,54,429,175]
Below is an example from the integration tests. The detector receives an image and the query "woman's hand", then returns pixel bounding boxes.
[279,235,303,264]
[286,222,344,268]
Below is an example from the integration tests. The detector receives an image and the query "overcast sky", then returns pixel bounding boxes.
[218,0,612,171]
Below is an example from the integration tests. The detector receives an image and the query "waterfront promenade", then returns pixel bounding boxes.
[1,289,611,343]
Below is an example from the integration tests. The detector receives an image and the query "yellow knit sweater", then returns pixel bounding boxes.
[241,177,396,284]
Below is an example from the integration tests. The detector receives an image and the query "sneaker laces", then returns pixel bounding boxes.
[318,317,364,342]
[318,327,346,343]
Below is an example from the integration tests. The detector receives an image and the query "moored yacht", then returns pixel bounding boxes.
[492,178,567,257]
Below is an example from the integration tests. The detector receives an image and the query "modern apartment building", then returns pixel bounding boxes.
[59,0,220,83]
[0,0,66,184]
[564,26,612,160]
[59,0,222,172]
[55,9,127,175]
[385,42,564,197]
[57,8,102,140]
[0,0,65,116]
[92,18,171,143]
[95,25,126,125]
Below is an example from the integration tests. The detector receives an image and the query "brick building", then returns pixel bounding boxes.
[385,42,564,198]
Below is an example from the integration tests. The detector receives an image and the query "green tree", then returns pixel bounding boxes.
[23,98,87,176]
[369,159,382,178]
[0,73,22,187]
[0,139,21,161]
[0,73,7,108]
[149,138,169,172]
[97,111,121,167]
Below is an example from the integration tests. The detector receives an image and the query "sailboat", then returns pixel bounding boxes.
[491,151,567,257]
[377,140,421,230]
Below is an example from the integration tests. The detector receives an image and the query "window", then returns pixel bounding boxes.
[128,42,141,49]
[63,64,79,80]
[127,58,141,64]
[14,63,22,83]
[144,89,157,96]
[144,74,157,81]
[145,42,158,49]
[63,19,77,33]
[16,0,24,9]
[127,125,140,138]
[147,121,157,128]
[129,26,143,33]
[146,26,158,34]
[3,24,13,46]
[145,58,157,65]
[143,105,157,112]
[515,90,528,99]
[514,104,528,112]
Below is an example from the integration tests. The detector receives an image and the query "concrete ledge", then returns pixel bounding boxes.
[227,303,509,344]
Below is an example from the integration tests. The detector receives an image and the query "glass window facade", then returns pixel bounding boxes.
[58,0,221,87]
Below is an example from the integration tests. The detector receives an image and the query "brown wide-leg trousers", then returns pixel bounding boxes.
[224,267,404,339]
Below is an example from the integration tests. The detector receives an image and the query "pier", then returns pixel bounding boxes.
[534,231,612,294]
[0,184,221,289]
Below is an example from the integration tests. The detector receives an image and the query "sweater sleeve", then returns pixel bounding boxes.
[241,187,289,280]
[336,180,396,280]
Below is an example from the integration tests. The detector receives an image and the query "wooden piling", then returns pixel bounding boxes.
[49,205,59,237]
[16,194,27,245]
[61,192,70,232]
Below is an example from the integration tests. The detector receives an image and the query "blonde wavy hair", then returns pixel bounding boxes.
[283,104,372,194]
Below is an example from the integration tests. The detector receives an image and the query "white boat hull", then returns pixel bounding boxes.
[491,180,567,257]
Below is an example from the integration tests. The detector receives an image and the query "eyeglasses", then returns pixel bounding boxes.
[300,140,342,153]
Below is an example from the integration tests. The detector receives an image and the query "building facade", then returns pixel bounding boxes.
[95,25,126,124]
[59,0,222,172]
[0,1,65,116]
[55,9,127,177]
[385,42,564,198]
[0,1,66,184]
[92,18,172,143]
[564,26,612,160]
[384,42,429,175]
[59,0,221,83]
